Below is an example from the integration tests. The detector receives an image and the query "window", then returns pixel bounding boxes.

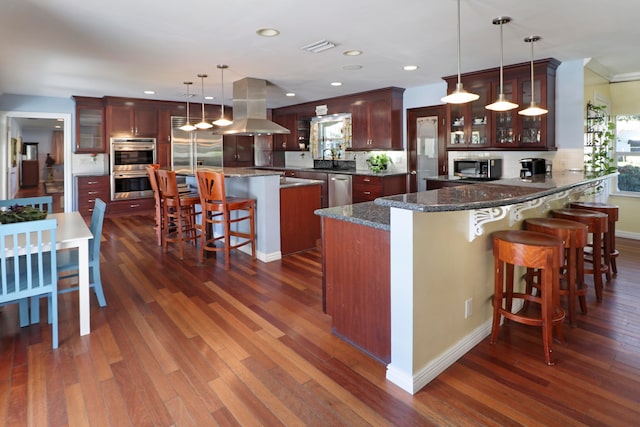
[614,115,640,193]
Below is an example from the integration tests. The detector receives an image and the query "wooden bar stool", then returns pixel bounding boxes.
[146,164,162,246]
[569,201,619,278]
[524,218,589,326]
[156,169,201,259]
[195,170,256,269]
[551,208,609,302]
[491,230,565,365]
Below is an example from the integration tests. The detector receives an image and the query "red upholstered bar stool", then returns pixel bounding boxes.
[569,201,620,278]
[491,230,565,365]
[551,208,609,302]
[524,218,589,326]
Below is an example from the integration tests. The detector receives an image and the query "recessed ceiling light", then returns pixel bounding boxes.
[331,82,342,87]
[343,49,363,56]
[256,28,280,37]
[143,90,155,95]
[343,64,363,71]
[403,65,419,71]
[286,92,296,97]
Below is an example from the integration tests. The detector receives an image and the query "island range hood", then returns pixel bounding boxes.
[220,77,291,136]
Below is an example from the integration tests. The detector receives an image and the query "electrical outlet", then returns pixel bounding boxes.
[465,298,473,319]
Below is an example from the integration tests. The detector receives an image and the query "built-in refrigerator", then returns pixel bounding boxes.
[170,116,223,173]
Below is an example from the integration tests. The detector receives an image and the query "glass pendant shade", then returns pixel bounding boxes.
[212,64,232,127]
[518,36,547,117]
[441,0,478,104]
[179,81,196,131]
[195,74,213,129]
[486,17,518,112]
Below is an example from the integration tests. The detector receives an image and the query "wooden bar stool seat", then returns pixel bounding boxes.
[524,217,589,326]
[551,208,609,302]
[156,169,201,259]
[491,230,565,365]
[569,201,619,278]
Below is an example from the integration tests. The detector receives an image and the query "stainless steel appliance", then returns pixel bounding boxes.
[453,157,502,180]
[519,158,546,177]
[171,116,223,173]
[310,113,352,160]
[110,137,156,200]
[328,174,352,207]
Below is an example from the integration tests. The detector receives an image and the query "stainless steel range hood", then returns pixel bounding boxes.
[220,77,291,135]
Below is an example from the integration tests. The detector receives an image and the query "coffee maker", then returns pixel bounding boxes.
[519,158,546,178]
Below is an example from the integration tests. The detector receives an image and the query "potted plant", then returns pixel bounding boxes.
[366,153,391,173]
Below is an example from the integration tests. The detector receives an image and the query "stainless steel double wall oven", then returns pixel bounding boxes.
[110,137,156,200]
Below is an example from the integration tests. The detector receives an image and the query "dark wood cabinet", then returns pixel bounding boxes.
[75,175,109,217]
[322,217,390,363]
[108,198,155,216]
[223,135,254,167]
[74,96,105,153]
[106,101,158,138]
[21,160,39,187]
[350,87,404,150]
[352,174,406,203]
[280,184,321,255]
[445,58,559,151]
[272,112,298,151]
[280,170,329,208]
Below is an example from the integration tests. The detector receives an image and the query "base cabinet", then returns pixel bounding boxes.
[75,175,109,217]
[280,184,321,255]
[108,198,154,216]
[352,174,406,203]
[322,217,390,363]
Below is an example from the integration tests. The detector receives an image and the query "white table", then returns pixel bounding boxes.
[3,212,93,335]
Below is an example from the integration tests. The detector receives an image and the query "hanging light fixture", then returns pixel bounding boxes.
[212,64,233,127]
[179,81,197,131]
[486,17,518,111]
[441,0,479,104]
[518,36,548,116]
[195,74,213,129]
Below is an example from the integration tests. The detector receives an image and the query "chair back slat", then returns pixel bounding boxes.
[0,196,53,214]
[196,170,226,204]
[89,199,107,261]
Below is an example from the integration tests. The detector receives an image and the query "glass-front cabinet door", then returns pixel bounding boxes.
[490,79,517,148]
[74,97,105,153]
[446,84,489,148]
[517,77,546,148]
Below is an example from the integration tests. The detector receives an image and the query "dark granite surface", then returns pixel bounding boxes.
[256,166,407,177]
[376,171,603,212]
[175,167,281,177]
[315,171,610,229]
[279,177,324,189]
[314,202,390,231]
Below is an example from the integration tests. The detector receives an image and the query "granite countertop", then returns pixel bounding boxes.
[279,177,324,189]
[315,171,612,229]
[175,167,281,177]
[314,202,391,231]
[256,166,407,177]
[375,171,608,212]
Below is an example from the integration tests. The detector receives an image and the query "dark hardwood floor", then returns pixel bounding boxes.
[1,211,639,426]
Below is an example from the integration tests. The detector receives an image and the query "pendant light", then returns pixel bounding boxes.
[195,74,213,129]
[441,0,479,104]
[518,36,548,116]
[179,81,196,131]
[486,17,518,111]
[212,64,233,127]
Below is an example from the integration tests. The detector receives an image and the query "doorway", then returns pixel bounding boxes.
[407,106,447,192]
[1,111,72,212]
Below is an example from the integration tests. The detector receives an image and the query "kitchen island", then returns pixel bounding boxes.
[316,171,614,394]
[180,167,321,262]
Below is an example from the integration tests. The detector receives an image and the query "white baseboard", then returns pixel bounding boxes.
[617,230,640,240]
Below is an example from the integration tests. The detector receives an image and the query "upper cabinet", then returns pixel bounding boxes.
[74,96,106,153]
[350,87,404,150]
[272,112,298,151]
[105,99,158,138]
[445,58,559,151]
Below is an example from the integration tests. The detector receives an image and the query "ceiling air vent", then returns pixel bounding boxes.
[301,40,337,53]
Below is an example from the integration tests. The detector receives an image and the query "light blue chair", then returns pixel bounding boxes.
[57,198,107,306]
[0,196,53,214]
[0,218,59,348]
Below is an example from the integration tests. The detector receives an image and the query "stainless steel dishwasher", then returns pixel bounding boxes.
[328,174,352,207]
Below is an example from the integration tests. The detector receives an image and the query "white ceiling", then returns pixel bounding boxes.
[2,0,639,112]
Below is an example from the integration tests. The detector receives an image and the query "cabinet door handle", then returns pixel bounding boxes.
[88,191,99,195]
[87,181,99,185]
[363,178,371,182]
[130,204,140,208]
[363,191,371,195]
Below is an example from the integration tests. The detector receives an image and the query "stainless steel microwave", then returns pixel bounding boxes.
[453,158,502,180]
